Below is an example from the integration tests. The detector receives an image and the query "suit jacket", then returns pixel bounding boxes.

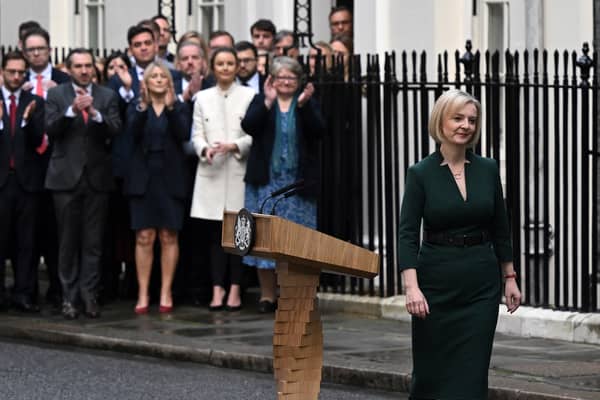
[25,67,71,88]
[123,101,190,199]
[190,84,255,220]
[241,94,325,198]
[44,83,121,192]
[0,90,45,192]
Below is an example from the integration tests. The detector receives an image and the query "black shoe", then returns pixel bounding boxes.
[208,304,224,312]
[258,300,277,313]
[83,298,101,319]
[12,297,40,313]
[62,302,79,320]
[225,304,243,312]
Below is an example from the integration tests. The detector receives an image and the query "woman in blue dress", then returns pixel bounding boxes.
[124,61,190,314]
[241,56,325,312]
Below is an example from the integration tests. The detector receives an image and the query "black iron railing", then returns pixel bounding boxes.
[309,42,599,313]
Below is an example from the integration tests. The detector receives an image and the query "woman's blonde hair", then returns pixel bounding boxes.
[142,61,174,102]
[428,89,482,148]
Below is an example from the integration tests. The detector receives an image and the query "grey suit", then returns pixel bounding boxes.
[44,83,121,305]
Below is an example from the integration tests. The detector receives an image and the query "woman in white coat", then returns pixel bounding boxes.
[191,47,255,311]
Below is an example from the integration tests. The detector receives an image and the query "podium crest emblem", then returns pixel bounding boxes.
[233,208,255,255]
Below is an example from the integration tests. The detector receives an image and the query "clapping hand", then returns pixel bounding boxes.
[116,67,133,91]
[138,81,149,110]
[263,75,277,109]
[22,100,37,121]
[165,81,176,110]
[184,73,203,101]
[73,88,93,113]
[298,82,315,107]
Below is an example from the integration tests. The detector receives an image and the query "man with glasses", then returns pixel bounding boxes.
[22,27,70,99]
[0,51,45,313]
[235,41,264,95]
[22,26,70,310]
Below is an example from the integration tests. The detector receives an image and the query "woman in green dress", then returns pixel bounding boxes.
[397,89,521,399]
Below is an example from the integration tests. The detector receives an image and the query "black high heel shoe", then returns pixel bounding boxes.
[208,293,226,312]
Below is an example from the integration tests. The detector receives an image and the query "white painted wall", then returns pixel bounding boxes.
[544,0,593,51]
[0,0,51,47]
[104,0,151,50]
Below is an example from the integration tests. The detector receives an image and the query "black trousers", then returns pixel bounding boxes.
[36,190,60,299]
[205,219,242,288]
[0,173,39,300]
[53,175,109,304]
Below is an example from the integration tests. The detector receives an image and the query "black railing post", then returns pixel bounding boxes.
[576,42,593,311]
[592,50,599,312]
[552,50,561,309]
[542,49,551,307]
[460,39,475,93]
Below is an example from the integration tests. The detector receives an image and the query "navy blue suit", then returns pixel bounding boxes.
[0,90,45,303]
[123,101,190,200]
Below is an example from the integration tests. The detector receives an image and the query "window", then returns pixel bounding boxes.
[197,0,225,38]
[84,0,105,49]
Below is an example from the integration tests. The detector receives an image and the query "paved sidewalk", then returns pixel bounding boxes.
[0,301,599,400]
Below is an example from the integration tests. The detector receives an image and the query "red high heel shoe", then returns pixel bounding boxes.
[159,304,173,313]
[134,305,149,315]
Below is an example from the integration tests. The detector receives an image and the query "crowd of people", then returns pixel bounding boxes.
[0,7,352,319]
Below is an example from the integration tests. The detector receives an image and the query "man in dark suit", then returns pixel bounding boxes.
[45,48,121,319]
[235,41,265,95]
[0,51,45,312]
[22,26,71,308]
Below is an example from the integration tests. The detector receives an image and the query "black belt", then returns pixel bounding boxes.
[424,230,490,247]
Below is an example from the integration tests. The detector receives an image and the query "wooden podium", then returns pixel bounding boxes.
[222,211,379,400]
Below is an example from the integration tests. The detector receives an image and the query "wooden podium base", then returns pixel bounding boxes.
[274,262,323,400]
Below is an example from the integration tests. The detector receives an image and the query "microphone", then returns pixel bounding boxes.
[270,187,303,216]
[258,179,305,214]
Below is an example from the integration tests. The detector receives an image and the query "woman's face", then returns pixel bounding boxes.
[107,57,128,79]
[272,67,300,97]
[212,51,238,85]
[441,103,478,146]
[330,40,350,59]
[146,66,169,94]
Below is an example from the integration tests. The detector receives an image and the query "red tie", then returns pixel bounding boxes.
[36,75,44,97]
[9,94,17,168]
[81,109,89,124]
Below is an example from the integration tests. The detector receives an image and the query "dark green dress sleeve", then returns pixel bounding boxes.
[397,166,425,270]
[490,161,513,262]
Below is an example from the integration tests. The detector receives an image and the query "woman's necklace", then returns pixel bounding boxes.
[449,165,464,180]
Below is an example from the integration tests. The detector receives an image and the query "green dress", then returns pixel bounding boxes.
[397,150,512,400]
